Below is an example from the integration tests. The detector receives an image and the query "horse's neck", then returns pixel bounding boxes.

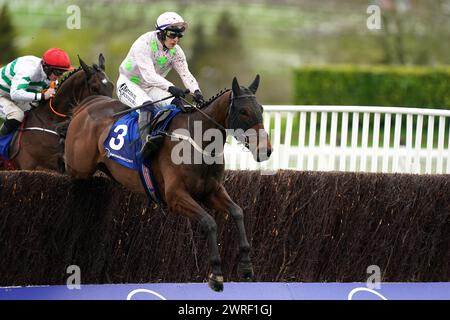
[29,81,84,126]
[52,75,87,115]
[200,91,231,131]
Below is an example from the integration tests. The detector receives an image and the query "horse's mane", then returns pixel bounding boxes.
[199,88,230,109]
[56,66,83,91]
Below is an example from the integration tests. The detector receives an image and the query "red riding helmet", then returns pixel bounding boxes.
[42,48,74,70]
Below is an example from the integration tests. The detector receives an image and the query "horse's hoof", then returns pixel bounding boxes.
[238,262,254,280]
[208,273,224,292]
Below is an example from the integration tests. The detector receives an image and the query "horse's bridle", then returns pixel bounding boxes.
[176,91,261,153]
[227,91,261,149]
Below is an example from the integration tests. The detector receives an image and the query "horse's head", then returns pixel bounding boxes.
[47,54,114,117]
[78,54,114,97]
[229,75,272,162]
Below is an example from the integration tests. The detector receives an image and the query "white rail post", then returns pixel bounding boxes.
[263,111,272,171]
[447,120,450,174]
[307,112,317,170]
[350,112,359,172]
[319,112,328,171]
[414,115,424,173]
[392,114,402,172]
[436,116,446,173]
[361,112,370,172]
[382,114,391,172]
[371,113,381,172]
[297,111,307,170]
[340,112,349,171]
[329,112,338,171]
[273,112,282,169]
[426,115,435,174]
[405,114,413,173]
[284,112,294,169]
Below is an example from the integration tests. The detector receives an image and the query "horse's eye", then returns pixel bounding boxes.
[239,109,249,116]
[101,79,108,84]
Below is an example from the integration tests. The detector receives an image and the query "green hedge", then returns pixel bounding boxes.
[294,65,450,109]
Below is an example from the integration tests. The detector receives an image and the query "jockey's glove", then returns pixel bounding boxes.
[168,86,186,98]
[193,90,205,105]
[42,88,56,100]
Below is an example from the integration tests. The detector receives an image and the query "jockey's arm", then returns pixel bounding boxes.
[134,37,174,91]
[10,72,43,102]
[172,49,201,94]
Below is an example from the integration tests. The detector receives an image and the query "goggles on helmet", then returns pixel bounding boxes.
[51,68,66,76]
[165,30,184,39]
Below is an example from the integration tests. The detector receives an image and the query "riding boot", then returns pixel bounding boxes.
[0,119,21,138]
[138,108,164,160]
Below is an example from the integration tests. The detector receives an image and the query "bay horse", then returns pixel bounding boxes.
[63,75,272,291]
[3,54,113,171]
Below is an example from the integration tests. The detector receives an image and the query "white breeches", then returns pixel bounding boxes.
[0,96,31,122]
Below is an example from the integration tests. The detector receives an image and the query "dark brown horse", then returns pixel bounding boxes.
[4,54,113,171]
[64,75,272,291]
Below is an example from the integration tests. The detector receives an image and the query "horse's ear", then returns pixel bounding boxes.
[249,74,260,94]
[232,77,240,96]
[78,55,93,78]
[98,53,106,71]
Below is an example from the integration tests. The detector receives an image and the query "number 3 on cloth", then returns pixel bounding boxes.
[109,124,128,151]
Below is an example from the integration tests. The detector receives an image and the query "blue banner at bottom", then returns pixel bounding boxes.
[0,282,448,300]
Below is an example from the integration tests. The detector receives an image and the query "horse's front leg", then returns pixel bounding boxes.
[206,185,254,281]
[166,189,224,291]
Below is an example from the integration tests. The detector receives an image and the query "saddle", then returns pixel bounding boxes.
[103,104,183,205]
[143,108,174,138]
[0,113,28,163]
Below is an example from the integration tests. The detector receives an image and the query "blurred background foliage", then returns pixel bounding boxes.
[0,0,449,105]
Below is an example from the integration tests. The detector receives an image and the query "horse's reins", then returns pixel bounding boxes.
[180,91,258,132]
[112,94,178,118]
[167,92,258,154]
[48,81,68,118]
[180,95,227,132]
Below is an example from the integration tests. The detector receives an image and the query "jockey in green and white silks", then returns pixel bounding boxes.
[0,48,74,137]
[116,11,205,160]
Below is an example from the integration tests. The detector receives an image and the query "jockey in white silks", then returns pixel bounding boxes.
[116,11,204,160]
[0,48,74,137]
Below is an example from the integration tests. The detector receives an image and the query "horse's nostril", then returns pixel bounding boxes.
[266,148,272,157]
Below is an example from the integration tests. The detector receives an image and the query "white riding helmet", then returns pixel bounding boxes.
[155,12,187,31]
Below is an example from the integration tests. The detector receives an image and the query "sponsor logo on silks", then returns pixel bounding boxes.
[110,152,134,164]
[118,83,137,101]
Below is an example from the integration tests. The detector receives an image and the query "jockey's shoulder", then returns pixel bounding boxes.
[16,55,42,64]
[14,56,44,78]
